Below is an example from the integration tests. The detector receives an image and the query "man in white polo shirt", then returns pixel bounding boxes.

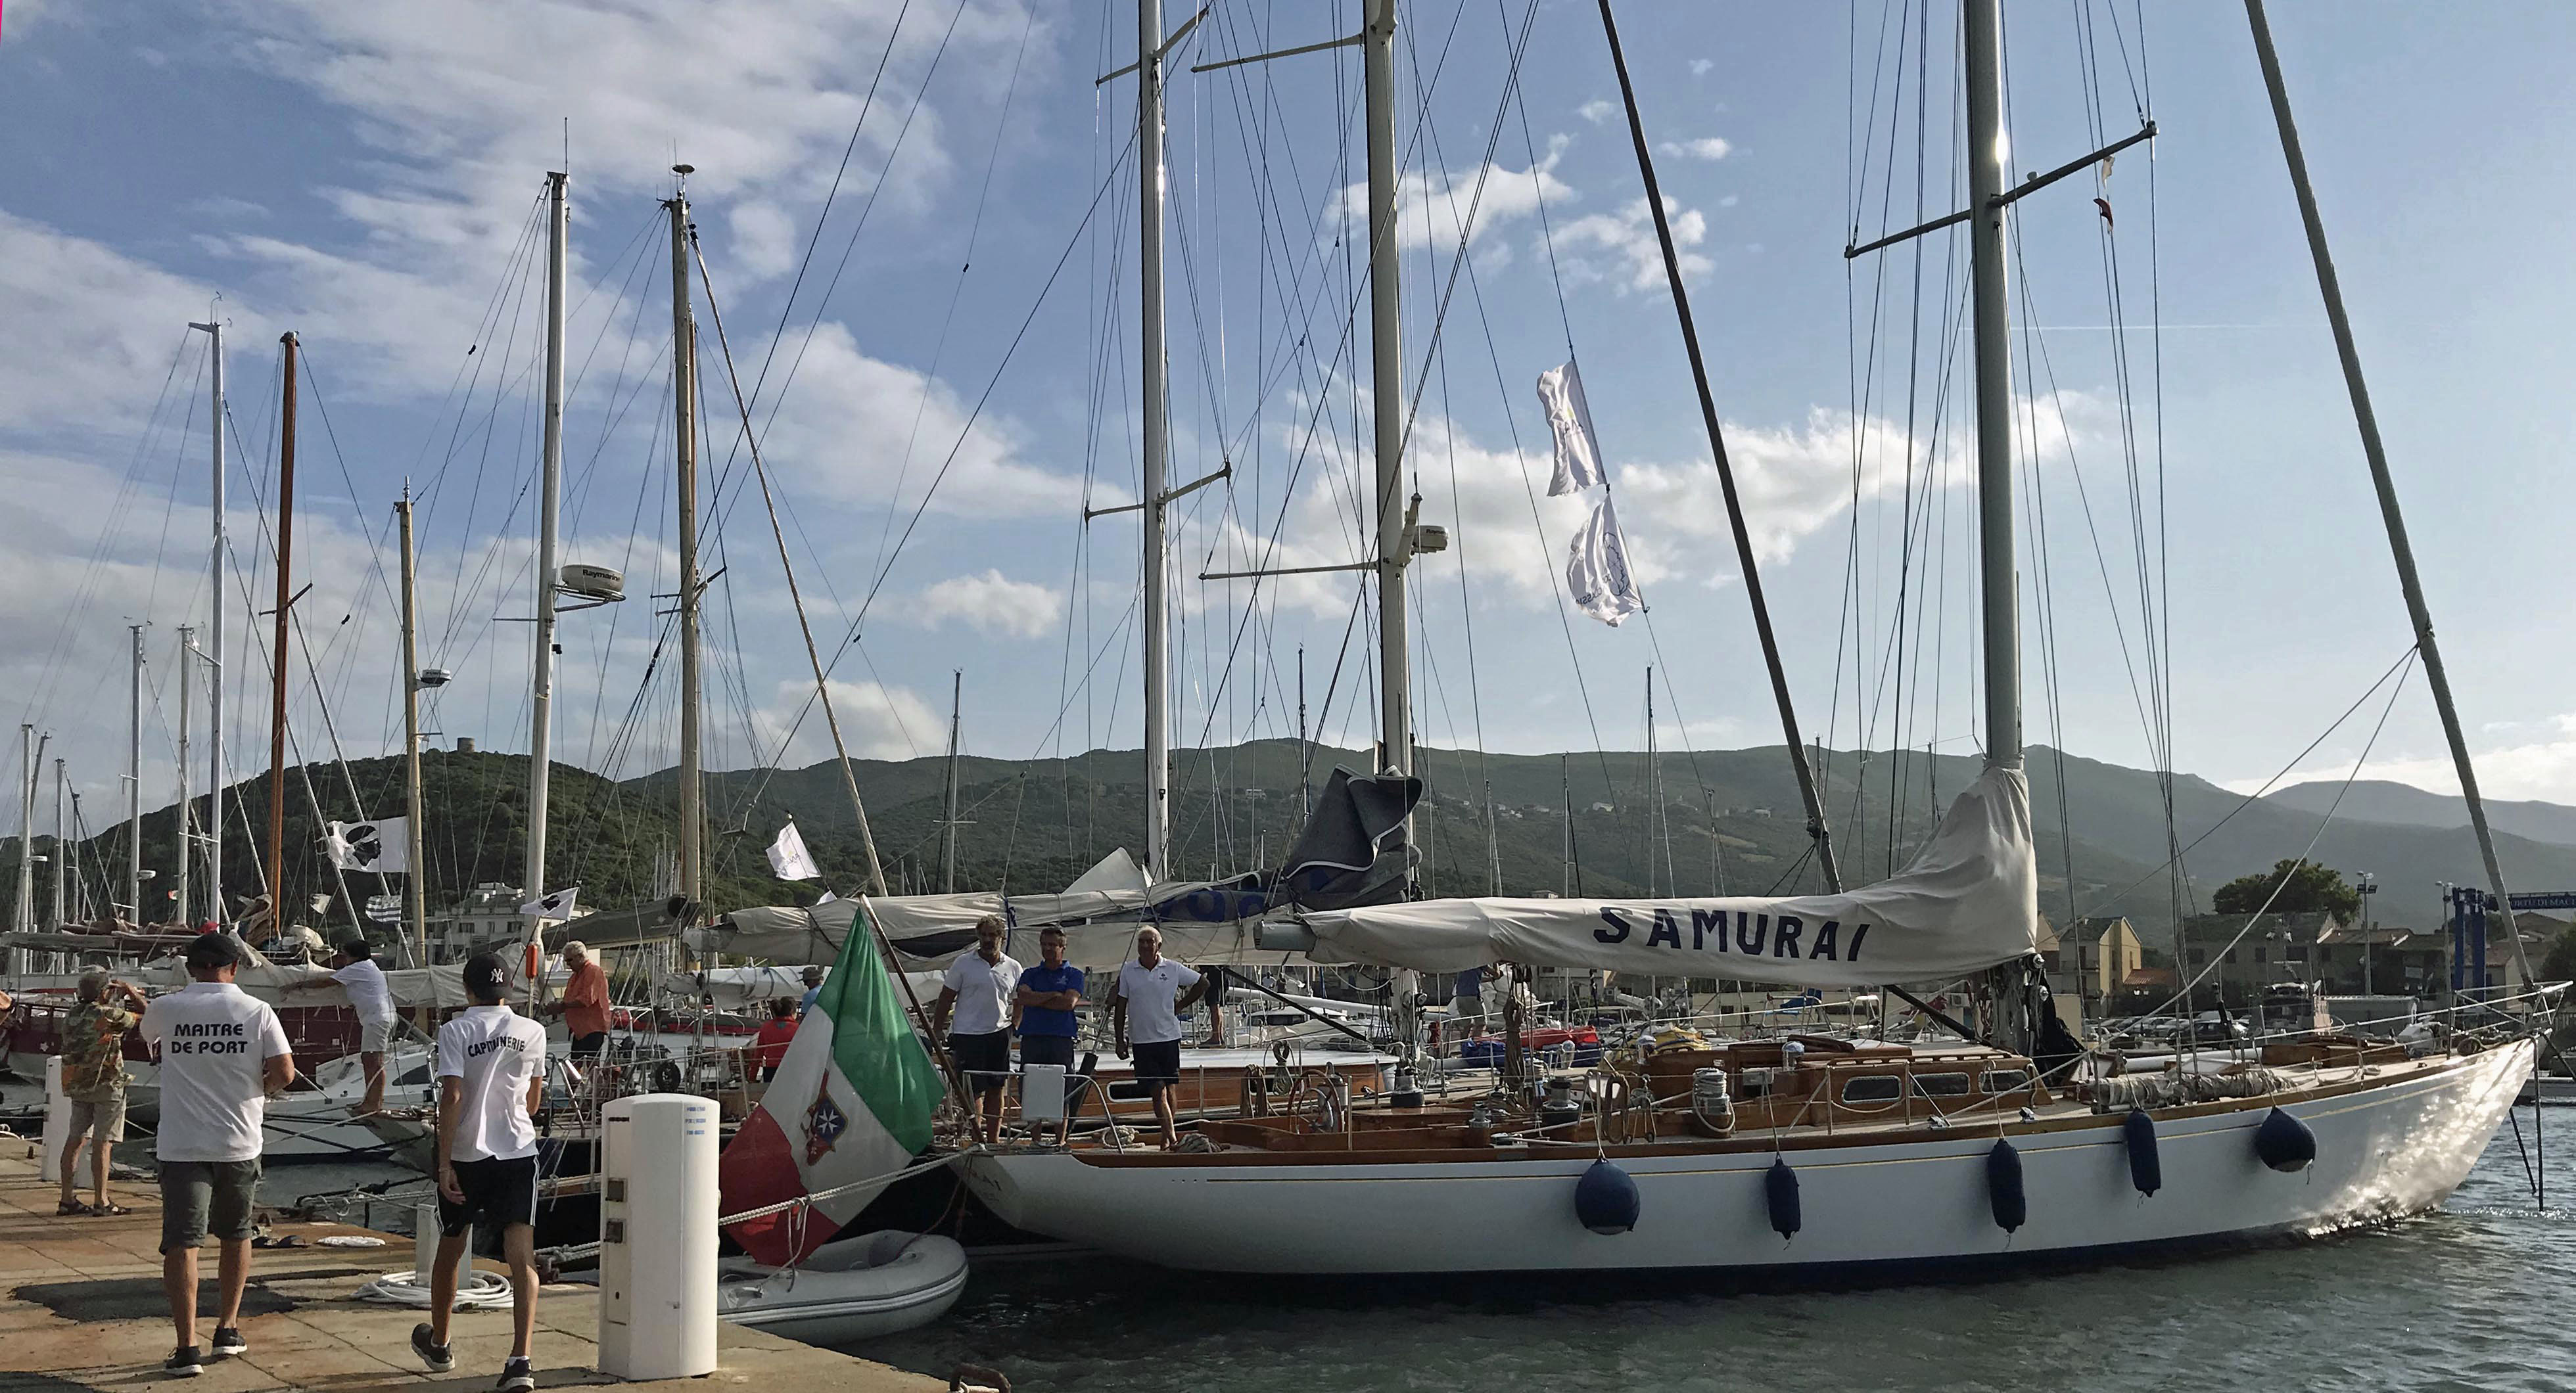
[930,915,1020,1145]
[1111,926,1221,1149]
[411,951,547,1393]
[283,937,397,1114]
[140,932,296,1378]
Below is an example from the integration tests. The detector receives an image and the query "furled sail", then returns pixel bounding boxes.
[1301,766,2037,987]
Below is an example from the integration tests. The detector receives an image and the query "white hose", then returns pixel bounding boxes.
[354,1269,515,1310]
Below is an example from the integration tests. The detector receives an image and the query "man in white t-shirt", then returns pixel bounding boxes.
[1110,926,1221,1149]
[139,932,296,1378]
[283,938,397,1114]
[930,915,1021,1145]
[410,952,547,1393]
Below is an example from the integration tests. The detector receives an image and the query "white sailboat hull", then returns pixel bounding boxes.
[964,1041,2532,1275]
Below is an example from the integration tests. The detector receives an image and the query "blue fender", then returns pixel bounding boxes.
[1575,1159,1640,1235]
[1986,1137,2027,1233]
[2254,1107,2316,1174]
[2124,1108,2163,1197]
[1764,1157,1802,1241]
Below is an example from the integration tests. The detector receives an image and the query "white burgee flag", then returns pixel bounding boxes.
[322,819,410,874]
[766,821,822,881]
[1567,495,1644,626]
[519,886,580,921]
[1536,359,1606,496]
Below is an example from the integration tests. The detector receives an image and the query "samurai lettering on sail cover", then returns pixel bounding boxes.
[1300,767,2038,990]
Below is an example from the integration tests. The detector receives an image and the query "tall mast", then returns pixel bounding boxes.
[2243,0,2531,985]
[668,177,705,907]
[526,171,568,919]
[1363,0,1413,803]
[1596,0,1844,888]
[1296,646,1309,819]
[131,626,149,926]
[14,724,32,935]
[187,318,225,926]
[176,627,193,926]
[941,670,963,893]
[51,758,67,930]
[1138,0,1173,880]
[1644,668,1658,896]
[266,333,298,929]
[398,490,428,967]
[1963,0,2021,773]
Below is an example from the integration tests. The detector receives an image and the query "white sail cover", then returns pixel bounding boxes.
[1304,766,2038,986]
[1537,359,1606,495]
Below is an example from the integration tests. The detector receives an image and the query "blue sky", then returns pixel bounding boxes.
[7,0,2576,852]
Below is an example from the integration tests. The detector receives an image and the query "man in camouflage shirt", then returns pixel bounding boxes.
[60,971,146,1216]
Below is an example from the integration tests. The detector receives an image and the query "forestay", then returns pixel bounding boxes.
[1303,767,2038,987]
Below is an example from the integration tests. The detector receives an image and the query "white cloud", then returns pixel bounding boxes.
[1553,195,1708,294]
[1325,142,1572,260]
[1576,99,1616,126]
[1689,58,1714,78]
[755,678,940,764]
[726,202,801,282]
[751,321,1088,521]
[1658,137,1732,161]
[0,213,243,440]
[2234,714,2576,803]
[914,569,1066,639]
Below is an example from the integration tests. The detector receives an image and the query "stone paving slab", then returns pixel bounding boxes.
[1,1143,943,1392]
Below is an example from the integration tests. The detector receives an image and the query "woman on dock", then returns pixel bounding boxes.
[57,971,145,1218]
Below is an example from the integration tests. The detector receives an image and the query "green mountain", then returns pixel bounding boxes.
[11,740,2569,947]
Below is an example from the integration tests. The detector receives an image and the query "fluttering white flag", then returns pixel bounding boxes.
[767,821,822,881]
[519,886,580,921]
[322,819,410,874]
[1567,495,1644,626]
[1536,359,1606,497]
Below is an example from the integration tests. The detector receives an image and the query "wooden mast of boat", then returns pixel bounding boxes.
[2243,0,2535,987]
[264,332,298,932]
[1138,0,1173,881]
[668,172,706,910]
[187,317,226,927]
[397,488,428,967]
[525,171,568,955]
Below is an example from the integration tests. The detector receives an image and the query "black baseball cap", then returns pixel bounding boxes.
[463,951,509,1003]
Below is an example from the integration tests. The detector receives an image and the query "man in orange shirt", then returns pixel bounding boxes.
[542,941,612,1059]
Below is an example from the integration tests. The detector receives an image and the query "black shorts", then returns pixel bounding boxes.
[950,1030,1011,1094]
[438,1154,540,1237]
[569,1032,609,1058]
[160,1159,261,1254]
[1131,1038,1182,1089]
[1019,1034,1077,1070]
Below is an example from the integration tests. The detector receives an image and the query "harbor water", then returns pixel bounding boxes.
[868,1124,2576,1392]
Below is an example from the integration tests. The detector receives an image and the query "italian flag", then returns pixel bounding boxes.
[718,903,946,1265]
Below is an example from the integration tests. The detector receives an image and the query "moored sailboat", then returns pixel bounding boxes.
[959,0,2560,1279]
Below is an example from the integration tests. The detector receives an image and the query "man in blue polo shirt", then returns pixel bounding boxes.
[1012,926,1084,1146]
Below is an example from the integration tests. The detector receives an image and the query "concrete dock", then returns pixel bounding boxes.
[0,1148,943,1392]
